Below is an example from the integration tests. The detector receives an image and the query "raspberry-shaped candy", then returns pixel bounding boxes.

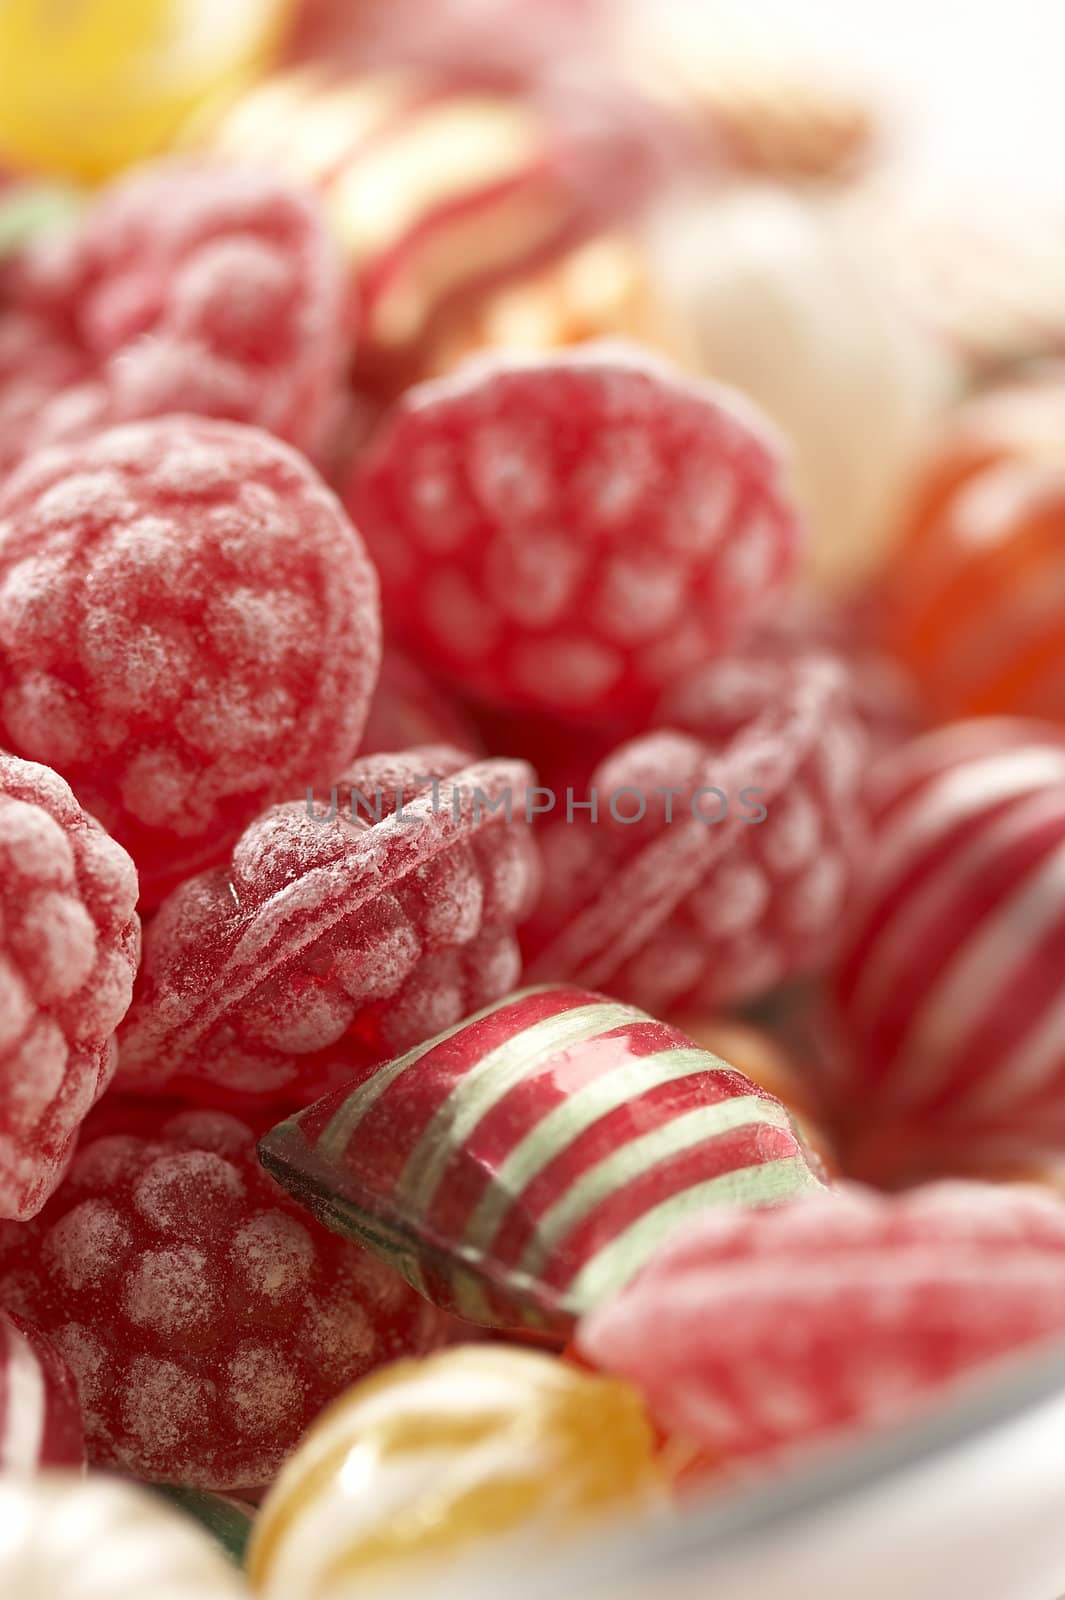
[524,649,868,1015]
[350,344,799,725]
[578,1180,1065,1466]
[360,647,481,757]
[0,754,140,1220]
[0,161,343,476]
[0,1101,449,1490]
[119,748,540,1106]
[0,416,381,906]
[0,1308,85,1469]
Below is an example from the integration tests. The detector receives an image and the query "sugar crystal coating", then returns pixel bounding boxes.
[0,161,345,477]
[577,1180,1065,1465]
[0,753,140,1219]
[0,1100,449,1490]
[119,747,541,1106]
[0,1307,85,1469]
[0,415,381,905]
[349,343,800,725]
[524,649,868,1013]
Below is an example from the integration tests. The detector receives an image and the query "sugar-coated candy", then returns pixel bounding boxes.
[829,719,1065,1182]
[524,649,867,1015]
[645,185,952,592]
[119,748,539,1107]
[249,1344,665,1599]
[0,0,292,180]
[202,70,661,380]
[0,162,345,474]
[359,648,482,757]
[259,985,824,1334]
[0,1100,448,1488]
[0,1473,246,1598]
[350,343,799,724]
[0,1308,84,1470]
[0,416,380,907]
[578,1180,1065,1467]
[883,372,1065,724]
[0,754,140,1220]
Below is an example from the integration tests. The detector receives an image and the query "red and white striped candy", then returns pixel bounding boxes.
[831,718,1065,1178]
[0,1309,84,1471]
[259,985,824,1334]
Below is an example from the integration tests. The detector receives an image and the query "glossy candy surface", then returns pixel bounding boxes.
[0,416,380,906]
[0,161,345,477]
[0,1473,246,1598]
[0,754,140,1220]
[578,1180,1065,1466]
[249,1344,665,1599]
[882,373,1065,724]
[0,1308,85,1470]
[0,1100,448,1488]
[351,343,799,725]
[259,985,824,1333]
[524,649,867,1014]
[830,720,1065,1182]
[119,748,539,1106]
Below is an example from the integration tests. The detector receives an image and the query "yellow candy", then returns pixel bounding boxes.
[0,0,293,181]
[249,1346,667,1599]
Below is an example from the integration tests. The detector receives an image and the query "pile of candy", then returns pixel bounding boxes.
[2,2,1065,1596]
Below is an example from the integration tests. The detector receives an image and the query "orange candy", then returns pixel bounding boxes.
[882,371,1065,723]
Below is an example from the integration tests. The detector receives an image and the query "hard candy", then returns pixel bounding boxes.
[248,1344,665,1599]
[0,1308,84,1470]
[259,984,824,1334]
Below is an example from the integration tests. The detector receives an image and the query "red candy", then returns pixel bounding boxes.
[0,162,343,477]
[359,647,482,757]
[577,1180,1065,1467]
[830,719,1065,1182]
[0,1101,448,1489]
[0,754,140,1220]
[524,650,868,1014]
[0,415,380,906]
[350,344,799,725]
[119,748,541,1106]
[0,1308,85,1470]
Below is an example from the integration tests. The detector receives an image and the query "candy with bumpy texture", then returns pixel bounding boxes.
[259,985,824,1334]
[0,1309,85,1470]
[578,1180,1065,1466]
[350,343,799,724]
[829,720,1065,1183]
[119,749,539,1106]
[203,70,664,381]
[523,649,867,1015]
[249,1344,664,1599]
[0,1473,245,1598]
[359,649,482,757]
[0,162,344,476]
[0,0,292,181]
[0,1100,448,1489]
[646,186,951,593]
[882,373,1065,724]
[0,416,380,907]
[0,754,140,1220]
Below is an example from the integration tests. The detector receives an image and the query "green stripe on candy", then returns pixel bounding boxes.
[564,1154,824,1312]
[153,1486,255,1567]
[520,1095,799,1283]
[463,1046,733,1257]
[315,985,562,1162]
[394,1001,639,1218]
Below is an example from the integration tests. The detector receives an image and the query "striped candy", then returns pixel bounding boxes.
[0,1310,84,1471]
[831,719,1065,1180]
[259,985,824,1333]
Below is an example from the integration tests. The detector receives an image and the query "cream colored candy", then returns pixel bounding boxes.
[0,1473,246,1599]
[645,184,955,592]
